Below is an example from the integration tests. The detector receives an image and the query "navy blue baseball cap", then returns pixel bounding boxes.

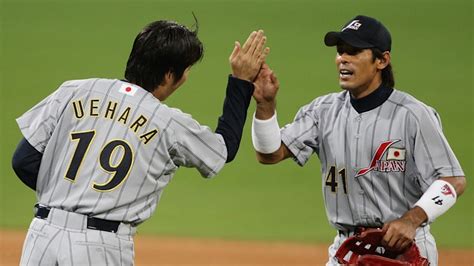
[324,15,392,52]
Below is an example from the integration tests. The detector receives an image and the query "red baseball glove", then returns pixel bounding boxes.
[335,228,430,266]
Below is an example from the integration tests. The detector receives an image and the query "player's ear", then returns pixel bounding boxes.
[376,51,391,70]
[162,71,174,86]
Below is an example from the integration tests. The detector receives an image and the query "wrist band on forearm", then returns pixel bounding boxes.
[251,112,281,153]
[414,179,457,223]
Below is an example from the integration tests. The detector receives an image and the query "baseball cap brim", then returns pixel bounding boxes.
[324,31,374,49]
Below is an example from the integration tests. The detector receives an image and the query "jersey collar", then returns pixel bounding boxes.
[349,84,393,113]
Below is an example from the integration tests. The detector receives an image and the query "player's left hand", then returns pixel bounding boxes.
[229,30,270,82]
[381,206,428,252]
[381,217,416,252]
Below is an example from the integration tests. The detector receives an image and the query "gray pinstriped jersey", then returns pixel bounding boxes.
[17,78,227,224]
[281,89,464,231]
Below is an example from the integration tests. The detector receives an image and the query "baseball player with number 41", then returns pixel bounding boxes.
[251,15,466,265]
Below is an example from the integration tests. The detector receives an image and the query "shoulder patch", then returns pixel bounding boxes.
[119,83,139,96]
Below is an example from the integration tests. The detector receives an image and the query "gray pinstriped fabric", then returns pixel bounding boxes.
[280,89,463,266]
[17,78,227,225]
[20,208,134,265]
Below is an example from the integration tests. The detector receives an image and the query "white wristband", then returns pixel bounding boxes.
[414,179,457,223]
[252,112,281,154]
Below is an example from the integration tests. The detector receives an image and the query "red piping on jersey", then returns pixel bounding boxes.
[355,140,400,177]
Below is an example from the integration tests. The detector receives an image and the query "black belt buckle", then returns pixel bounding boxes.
[34,204,51,219]
[87,217,120,233]
[339,227,380,236]
[338,227,367,236]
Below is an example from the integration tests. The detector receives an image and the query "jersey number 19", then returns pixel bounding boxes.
[65,130,134,192]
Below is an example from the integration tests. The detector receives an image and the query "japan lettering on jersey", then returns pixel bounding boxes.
[355,140,406,177]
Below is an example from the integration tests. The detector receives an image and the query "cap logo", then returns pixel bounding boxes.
[342,20,362,31]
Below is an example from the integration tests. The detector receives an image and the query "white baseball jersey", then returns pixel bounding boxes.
[17,78,227,225]
[281,88,463,265]
[281,88,463,229]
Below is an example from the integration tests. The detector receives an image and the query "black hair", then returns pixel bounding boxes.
[371,48,395,88]
[124,18,204,92]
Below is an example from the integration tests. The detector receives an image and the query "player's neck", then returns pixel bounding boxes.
[349,83,393,113]
[152,84,174,101]
[350,78,383,99]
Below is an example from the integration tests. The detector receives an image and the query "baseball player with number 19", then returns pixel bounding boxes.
[251,15,466,265]
[12,18,269,265]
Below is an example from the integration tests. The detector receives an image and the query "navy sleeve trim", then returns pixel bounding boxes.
[215,75,255,163]
[12,138,42,191]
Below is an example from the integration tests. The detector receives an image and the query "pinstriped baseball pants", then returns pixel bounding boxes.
[326,225,438,266]
[20,208,136,266]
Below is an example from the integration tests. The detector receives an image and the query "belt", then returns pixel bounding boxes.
[338,227,375,236]
[34,204,121,233]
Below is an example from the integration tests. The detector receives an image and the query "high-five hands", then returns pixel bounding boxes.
[253,64,279,119]
[253,64,279,104]
[229,30,270,82]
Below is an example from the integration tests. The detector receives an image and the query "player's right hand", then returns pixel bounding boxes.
[252,63,279,119]
[253,64,279,101]
[229,30,270,82]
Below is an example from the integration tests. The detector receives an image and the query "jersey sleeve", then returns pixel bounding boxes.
[16,82,74,153]
[410,105,464,189]
[280,102,320,166]
[169,111,227,178]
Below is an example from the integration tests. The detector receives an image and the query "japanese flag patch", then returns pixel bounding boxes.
[119,83,139,96]
[386,147,406,160]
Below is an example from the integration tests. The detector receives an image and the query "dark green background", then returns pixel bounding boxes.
[1,0,472,248]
